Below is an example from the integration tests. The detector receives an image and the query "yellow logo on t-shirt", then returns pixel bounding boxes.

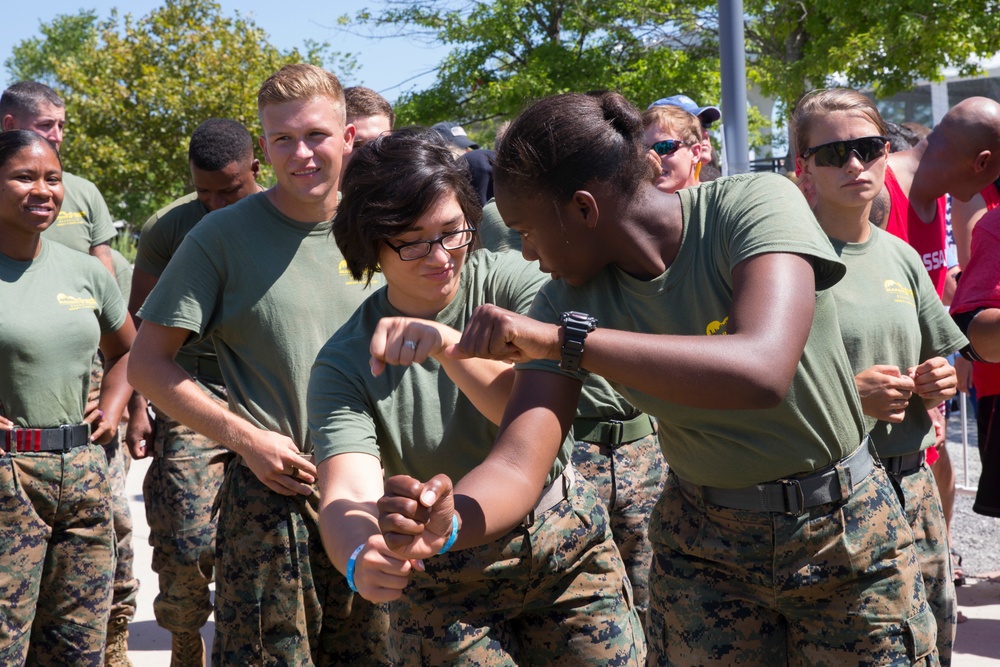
[706,316,729,336]
[55,211,88,227]
[338,259,380,286]
[883,279,915,307]
[57,293,98,311]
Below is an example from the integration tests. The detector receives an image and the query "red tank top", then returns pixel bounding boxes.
[883,166,948,296]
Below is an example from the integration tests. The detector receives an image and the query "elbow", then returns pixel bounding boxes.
[751,384,788,410]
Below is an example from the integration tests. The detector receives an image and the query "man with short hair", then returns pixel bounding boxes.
[129,64,388,665]
[341,86,394,179]
[127,118,261,666]
[1,81,116,275]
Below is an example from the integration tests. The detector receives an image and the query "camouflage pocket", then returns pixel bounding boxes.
[904,606,937,663]
[386,626,423,667]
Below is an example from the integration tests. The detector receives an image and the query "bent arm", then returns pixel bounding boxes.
[447,369,582,548]
[129,321,316,497]
[580,253,817,409]
[92,318,137,443]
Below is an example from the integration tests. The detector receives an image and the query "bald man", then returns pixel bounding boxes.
[872,96,1000,295]
[869,95,1000,667]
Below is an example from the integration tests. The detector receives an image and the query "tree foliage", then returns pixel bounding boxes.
[6,0,356,226]
[739,0,1000,114]
[356,0,722,142]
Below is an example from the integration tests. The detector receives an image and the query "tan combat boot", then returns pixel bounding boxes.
[171,631,206,667]
[104,616,133,667]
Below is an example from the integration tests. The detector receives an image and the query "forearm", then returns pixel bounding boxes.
[581,328,802,409]
[319,498,382,573]
[97,352,133,427]
[968,309,1000,362]
[129,346,257,458]
[436,354,515,425]
[449,370,580,549]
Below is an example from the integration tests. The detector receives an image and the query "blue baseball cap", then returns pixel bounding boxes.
[647,94,721,126]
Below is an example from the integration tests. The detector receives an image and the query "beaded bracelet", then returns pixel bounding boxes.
[345,543,365,592]
[438,513,460,555]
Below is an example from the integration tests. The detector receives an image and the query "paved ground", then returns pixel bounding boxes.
[122,404,1000,665]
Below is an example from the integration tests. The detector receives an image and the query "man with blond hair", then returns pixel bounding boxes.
[129,63,388,665]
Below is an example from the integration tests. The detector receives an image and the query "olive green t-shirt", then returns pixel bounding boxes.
[44,171,117,253]
[110,248,132,302]
[829,224,967,457]
[139,192,377,451]
[135,192,216,362]
[478,199,522,254]
[0,241,126,427]
[523,173,865,488]
[309,249,572,482]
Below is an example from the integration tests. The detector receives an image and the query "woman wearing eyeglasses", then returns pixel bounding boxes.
[792,88,966,665]
[641,104,702,194]
[307,129,644,665]
[376,92,938,666]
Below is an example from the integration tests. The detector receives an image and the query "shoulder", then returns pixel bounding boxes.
[185,192,267,240]
[144,192,204,232]
[61,170,101,197]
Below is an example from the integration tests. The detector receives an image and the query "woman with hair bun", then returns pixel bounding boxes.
[378,93,938,666]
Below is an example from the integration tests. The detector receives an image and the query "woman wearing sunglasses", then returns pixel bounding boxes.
[792,88,966,665]
[377,92,936,666]
[308,129,643,665]
[641,103,702,194]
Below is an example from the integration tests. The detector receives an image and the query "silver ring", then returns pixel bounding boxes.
[403,340,417,351]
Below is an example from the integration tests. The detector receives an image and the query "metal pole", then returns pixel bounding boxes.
[718,0,750,174]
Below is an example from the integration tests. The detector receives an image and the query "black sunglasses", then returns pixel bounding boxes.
[800,136,889,168]
[648,140,687,157]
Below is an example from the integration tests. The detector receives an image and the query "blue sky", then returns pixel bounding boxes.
[1,0,452,103]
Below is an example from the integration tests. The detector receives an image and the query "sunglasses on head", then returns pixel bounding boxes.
[648,139,687,156]
[800,136,889,168]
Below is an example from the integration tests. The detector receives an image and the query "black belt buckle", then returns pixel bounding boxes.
[781,478,805,516]
[60,424,75,452]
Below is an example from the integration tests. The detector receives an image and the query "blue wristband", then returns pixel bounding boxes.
[345,543,365,592]
[438,514,459,555]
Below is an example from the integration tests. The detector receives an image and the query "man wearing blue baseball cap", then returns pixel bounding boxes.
[648,94,721,180]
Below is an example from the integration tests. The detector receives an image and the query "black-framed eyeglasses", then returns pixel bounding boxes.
[800,136,889,168]
[648,140,687,157]
[384,227,476,261]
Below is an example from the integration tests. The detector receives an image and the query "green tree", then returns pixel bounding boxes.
[355,0,723,142]
[738,0,1000,115]
[6,0,356,226]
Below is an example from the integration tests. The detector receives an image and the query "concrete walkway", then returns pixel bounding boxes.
[124,458,1000,666]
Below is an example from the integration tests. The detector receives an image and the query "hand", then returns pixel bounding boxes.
[240,430,318,496]
[378,473,457,559]
[855,365,914,423]
[457,304,561,364]
[369,317,459,377]
[908,357,958,405]
[351,533,420,603]
[0,415,13,431]
[84,399,116,445]
[954,355,974,394]
[125,395,153,459]
[929,406,947,451]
